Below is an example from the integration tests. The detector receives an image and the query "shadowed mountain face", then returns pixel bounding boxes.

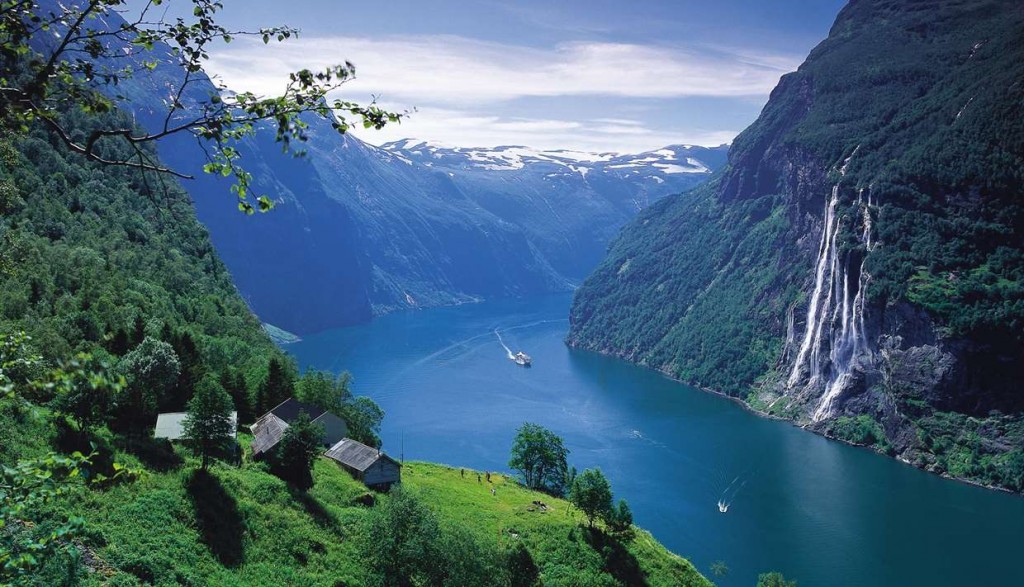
[77,16,726,334]
[568,0,1024,491]
[149,112,725,334]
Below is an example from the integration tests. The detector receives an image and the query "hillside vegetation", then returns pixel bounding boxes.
[5,401,709,587]
[0,60,708,587]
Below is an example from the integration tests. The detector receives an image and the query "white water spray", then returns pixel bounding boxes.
[717,475,749,513]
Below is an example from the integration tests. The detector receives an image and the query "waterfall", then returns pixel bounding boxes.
[788,182,875,422]
[787,186,841,388]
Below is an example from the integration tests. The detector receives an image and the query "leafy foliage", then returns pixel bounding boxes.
[0,0,400,212]
[0,103,287,427]
[257,355,293,416]
[116,337,179,431]
[608,498,633,535]
[0,451,90,581]
[46,352,124,435]
[508,422,570,496]
[270,411,322,490]
[296,369,384,447]
[363,487,501,587]
[0,331,43,393]
[829,415,891,454]
[569,468,613,528]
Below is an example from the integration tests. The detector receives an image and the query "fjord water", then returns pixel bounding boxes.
[289,294,1024,587]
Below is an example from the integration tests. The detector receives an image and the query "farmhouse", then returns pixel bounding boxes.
[250,398,349,458]
[154,411,237,441]
[325,438,401,491]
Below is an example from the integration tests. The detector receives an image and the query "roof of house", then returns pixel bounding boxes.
[250,399,350,456]
[324,438,400,472]
[154,411,237,441]
[311,411,349,447]
[269,398,325,423]
[250,412,288,456]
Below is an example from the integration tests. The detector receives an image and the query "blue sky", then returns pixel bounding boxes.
[195,0,847,152]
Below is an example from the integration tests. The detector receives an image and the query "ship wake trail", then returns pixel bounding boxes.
[495,329,515,360]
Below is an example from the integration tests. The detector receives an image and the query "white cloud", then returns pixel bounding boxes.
[345,107,736,153]
[204,34,779,151]
[205,35,799,105]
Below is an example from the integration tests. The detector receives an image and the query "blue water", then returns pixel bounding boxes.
[289,294,1024,587]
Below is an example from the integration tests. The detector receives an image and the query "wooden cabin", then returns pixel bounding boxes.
[324,438,401,491]
[250,398,348,458]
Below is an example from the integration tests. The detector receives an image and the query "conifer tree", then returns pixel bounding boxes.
[183,375,235,470]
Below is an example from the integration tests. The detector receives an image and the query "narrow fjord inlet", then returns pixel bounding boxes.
[2,0,1022,585]
[290,295,1024,587]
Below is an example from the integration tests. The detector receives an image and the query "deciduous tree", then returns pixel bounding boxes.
[116,336,180,429]
[47,353,124,436]
[271,411,322,490]
[569,468,613,528]
[508,422,570,496]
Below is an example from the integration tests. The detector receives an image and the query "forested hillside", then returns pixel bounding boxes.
[568,0,1024,492]
[0,106,285,414]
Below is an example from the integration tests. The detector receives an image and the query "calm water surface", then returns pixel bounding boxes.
[289,294,1024,587]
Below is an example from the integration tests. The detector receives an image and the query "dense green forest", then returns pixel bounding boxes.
[0,103,294,429]
[568,0,1024,492]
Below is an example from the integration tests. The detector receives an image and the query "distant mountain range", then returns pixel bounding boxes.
[144,100,726,334]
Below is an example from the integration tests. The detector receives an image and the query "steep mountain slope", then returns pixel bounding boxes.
[0,102,282,388]
[568,0,1024,491]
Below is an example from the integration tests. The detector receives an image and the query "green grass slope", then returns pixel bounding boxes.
[16,420,707,586]
[403,463,709,587]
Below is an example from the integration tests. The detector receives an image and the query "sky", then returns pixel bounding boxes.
[177,0,848,153]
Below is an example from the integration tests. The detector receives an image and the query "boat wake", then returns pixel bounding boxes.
[495,329,515,360]
[716,473,750,514]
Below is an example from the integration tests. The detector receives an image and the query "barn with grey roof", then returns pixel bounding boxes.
[325,438,401,490]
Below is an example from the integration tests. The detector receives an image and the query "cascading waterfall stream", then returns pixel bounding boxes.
[787,186,841,388]
[787,165,875,421]
[813,190,874,421]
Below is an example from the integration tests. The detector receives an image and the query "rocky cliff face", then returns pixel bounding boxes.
[569,0,1024,491]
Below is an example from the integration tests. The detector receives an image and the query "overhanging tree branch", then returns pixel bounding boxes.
[0,0,404,213]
